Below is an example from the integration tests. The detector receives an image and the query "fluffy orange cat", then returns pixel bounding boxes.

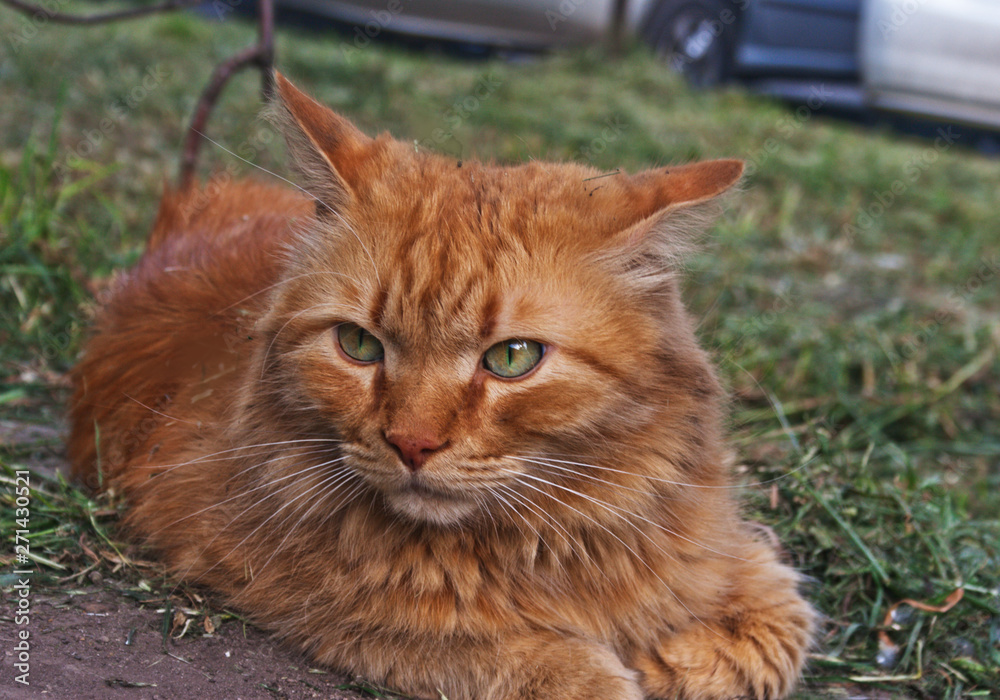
[69,73,815,699]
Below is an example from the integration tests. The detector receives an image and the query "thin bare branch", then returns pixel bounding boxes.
[3,0,278,186]
[0,0,206,25]
[257,0,275,100]
[178,0,275,187]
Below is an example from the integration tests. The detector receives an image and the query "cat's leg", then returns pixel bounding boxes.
[490,632,644,700]
[327,630,643,700]
[632,541,815,700]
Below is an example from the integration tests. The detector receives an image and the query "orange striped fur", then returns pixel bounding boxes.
[68,73,815,699]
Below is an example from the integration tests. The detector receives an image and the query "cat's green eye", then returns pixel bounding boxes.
[482,339,544,378]
[337,323,384,363]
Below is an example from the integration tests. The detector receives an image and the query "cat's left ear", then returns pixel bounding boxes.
[269,71,373,212]
[631,159,744,213]
[606,159,743,284]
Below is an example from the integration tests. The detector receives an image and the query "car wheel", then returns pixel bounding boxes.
[643,0,739,88]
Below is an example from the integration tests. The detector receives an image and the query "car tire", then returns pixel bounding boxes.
[643,0,740,88]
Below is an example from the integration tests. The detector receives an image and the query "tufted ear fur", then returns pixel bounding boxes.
[603,159,744,290]
[635,159,743,210]
[268,71,373,213]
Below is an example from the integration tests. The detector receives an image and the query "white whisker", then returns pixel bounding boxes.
[122,393,200,425]
[502,470,725,639]
[188,458,351,584]
[509,458,746,563]
[209,270,366,317]
[260,301,349,379]
[247,468,360,579]
[510,455,657,496]
[192,129,381,286]
[221,446,340,486]
[516,452,815,490]
[495,483,582,564]
[135,438,342,471]
[147,456,348,539]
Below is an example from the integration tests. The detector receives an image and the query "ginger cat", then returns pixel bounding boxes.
[69,73,815,699]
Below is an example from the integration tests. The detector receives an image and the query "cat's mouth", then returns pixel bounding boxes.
[385,476,477,525]
[403,477,457,499]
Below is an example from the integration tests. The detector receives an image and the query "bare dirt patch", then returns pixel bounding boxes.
[1,578,372,699]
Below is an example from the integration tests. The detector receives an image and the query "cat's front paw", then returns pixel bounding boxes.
[497,634,643,700]
[635,592,815,700]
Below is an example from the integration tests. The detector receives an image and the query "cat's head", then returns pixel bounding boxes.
[254,73,742,527]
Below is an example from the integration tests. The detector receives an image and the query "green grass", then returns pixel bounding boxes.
[2,3,998,698]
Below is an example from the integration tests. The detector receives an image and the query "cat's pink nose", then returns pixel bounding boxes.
[385,432,447,472]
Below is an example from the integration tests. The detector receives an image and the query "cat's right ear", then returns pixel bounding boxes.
[270,72,373,212]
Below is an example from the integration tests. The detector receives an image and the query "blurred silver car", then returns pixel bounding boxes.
[861,0,1000,130]
[279,0,1000,131]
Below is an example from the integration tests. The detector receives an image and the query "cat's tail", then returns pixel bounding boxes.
[67,178,313,492]
[147,178,312,250]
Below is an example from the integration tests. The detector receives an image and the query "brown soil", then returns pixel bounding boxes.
[1,578,372,700]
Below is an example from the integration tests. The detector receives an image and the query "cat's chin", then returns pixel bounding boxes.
[383,483,478,526]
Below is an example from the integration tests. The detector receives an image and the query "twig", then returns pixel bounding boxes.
[0,0,206,25]
[581,169,622,182]
[1,0,276,187]
[178,0,275,187]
